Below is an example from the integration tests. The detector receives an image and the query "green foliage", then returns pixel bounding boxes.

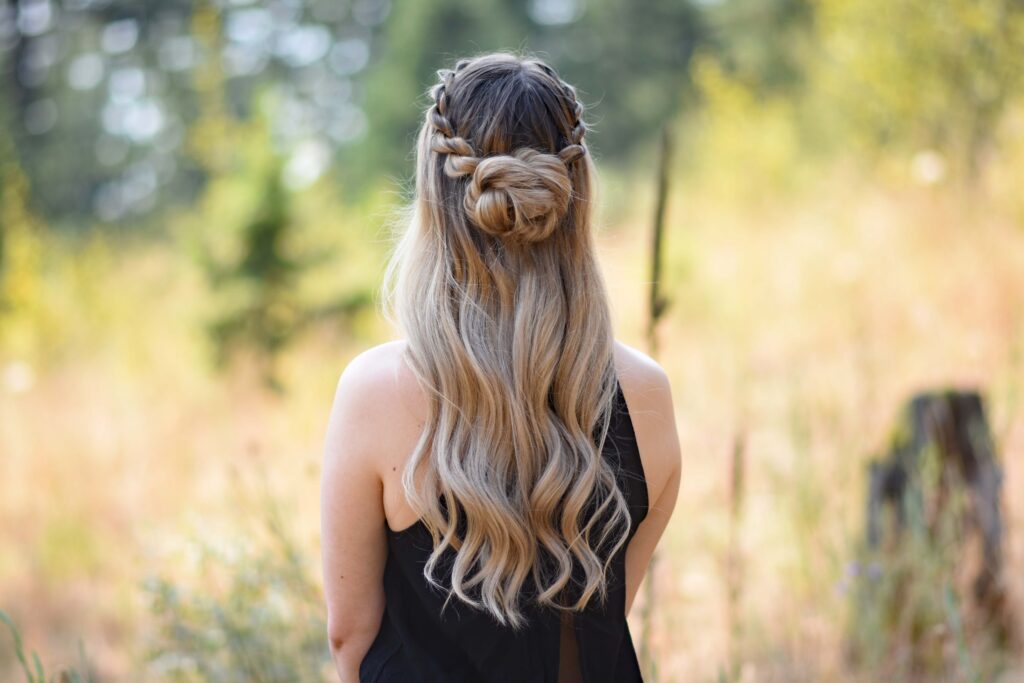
[183,93,375,390]
[702,0,816,95]
[677,51,811,203]
[0,610,93,683]
[143,510,330,682]
[6,0,715,221]
[202,163,305,390]
[0,156,47,359]
[811,0,1024,178]
[9,0,1024,224]
[347,0,705,192]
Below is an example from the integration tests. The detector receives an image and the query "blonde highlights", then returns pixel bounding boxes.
[381,53,632,628]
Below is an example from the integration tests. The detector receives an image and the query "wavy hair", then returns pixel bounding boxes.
[380,52,631,629]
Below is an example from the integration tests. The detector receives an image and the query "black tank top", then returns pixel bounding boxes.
[359,379,650,682]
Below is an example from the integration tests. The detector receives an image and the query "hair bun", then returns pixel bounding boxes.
[463,148,572,244]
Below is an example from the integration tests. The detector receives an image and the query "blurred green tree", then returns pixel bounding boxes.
[700,0,815,95]
[2,0,718,222]
[812,0,1024,180]
[0,119,45,358]
[203,163,306,392]
[343,0,708,192]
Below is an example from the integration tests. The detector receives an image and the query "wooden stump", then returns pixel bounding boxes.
[865,389,1011,640]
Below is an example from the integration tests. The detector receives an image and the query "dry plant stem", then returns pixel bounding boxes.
[639,124,673,682]
[725,433,746,681]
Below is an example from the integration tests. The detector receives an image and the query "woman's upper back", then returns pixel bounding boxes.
[364,338,678,542]
[342,338,680,682]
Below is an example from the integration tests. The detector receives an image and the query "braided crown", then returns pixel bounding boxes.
[428,59,588,244]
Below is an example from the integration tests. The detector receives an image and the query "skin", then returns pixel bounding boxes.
[320,339,682,682]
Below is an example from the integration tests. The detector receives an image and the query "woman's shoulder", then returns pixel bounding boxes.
[333,339,424,419]
[326,340,427,477]
[339,338,409,373]
[612,340,681,504]
[612,340,669,387]
[612,340,674,414]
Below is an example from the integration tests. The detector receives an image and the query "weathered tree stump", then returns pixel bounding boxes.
[865,389,1011,639]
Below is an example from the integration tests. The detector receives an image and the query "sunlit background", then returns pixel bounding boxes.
[2,0,1024,680]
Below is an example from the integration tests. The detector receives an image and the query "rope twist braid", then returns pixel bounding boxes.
[427,61,588,244]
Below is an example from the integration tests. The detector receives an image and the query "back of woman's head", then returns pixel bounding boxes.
[423,53,590,245]
[382,52,631,629]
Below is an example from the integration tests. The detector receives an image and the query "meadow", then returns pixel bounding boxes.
[3,0,1024,679]
[3,145,1024,680]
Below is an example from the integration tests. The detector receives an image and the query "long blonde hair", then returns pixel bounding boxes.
[381,52,631,628]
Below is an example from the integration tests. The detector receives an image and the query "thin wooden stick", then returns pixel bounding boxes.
[639,124,673,682]
[646,126,673,358]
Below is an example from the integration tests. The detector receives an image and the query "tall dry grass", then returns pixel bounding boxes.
[2,157,1023,680]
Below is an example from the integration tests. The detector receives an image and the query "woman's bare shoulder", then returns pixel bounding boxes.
[326,340,427,477]
[335,339,419,392]
[334,340,403,404]
[612,340,669,389]
[612,340,682,502]
[335,339,428,417]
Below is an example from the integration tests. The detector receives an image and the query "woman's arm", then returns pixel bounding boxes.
[619,358,682,617]
[320,352,391,682]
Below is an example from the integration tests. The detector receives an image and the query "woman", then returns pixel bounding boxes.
[320,53,682,683]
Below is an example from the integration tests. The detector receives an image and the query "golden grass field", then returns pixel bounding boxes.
[2,162,1023,680]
